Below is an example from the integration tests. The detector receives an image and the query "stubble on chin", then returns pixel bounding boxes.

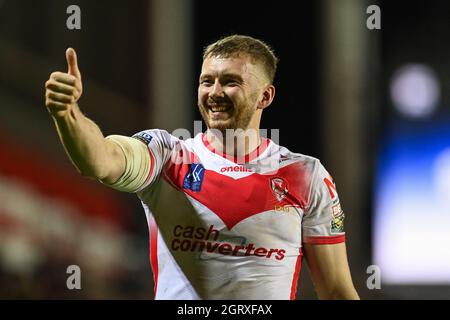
[197,103,255,134]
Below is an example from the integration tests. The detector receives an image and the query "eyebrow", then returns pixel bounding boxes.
[199,73,244,82]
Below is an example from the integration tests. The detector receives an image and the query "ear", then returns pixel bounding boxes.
[257,85,276,110]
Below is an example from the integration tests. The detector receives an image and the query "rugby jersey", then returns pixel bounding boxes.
[131,129,345,300]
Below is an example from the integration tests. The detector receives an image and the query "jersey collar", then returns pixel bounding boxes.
[201,132,271,164]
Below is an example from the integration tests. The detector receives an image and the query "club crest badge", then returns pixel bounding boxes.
[270,177,288,202]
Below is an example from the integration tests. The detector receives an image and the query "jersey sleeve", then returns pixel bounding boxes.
[131,129,179,192]
[302,160,346,245]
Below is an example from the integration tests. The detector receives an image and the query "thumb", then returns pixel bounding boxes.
[66,48,81,79]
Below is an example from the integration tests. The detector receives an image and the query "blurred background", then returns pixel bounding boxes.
[0,0,449,299]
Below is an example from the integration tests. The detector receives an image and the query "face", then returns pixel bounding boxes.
[198,54,269,132]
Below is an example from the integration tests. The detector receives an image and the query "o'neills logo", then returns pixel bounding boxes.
[270,177,288,202]
[171,225,285,261]
[220,166,252,173]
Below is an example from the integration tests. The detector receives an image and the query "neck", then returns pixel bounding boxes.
[205,127,261,160]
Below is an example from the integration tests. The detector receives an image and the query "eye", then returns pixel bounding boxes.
[200,80,213,87]
[225,80,239,87]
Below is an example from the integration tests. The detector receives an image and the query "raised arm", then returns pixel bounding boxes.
[44,48,125,184]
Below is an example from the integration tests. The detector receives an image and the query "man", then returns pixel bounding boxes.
[44,35,359,299]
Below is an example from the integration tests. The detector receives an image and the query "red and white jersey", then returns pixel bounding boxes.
[132,129,345,300]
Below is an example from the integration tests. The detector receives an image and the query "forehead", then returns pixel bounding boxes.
[200,55,261,79]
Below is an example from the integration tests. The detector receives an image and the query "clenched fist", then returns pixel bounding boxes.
[45,48,83,117]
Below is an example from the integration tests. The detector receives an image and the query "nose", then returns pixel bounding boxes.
[209,79,224,99]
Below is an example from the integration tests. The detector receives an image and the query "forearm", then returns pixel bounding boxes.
[330,290,359,300]
[45,49,126,184]
[317,283,359,300]
[304,243,360,300]
[52,103,123,182]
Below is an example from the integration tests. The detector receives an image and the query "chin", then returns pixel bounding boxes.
[206,118,233,130]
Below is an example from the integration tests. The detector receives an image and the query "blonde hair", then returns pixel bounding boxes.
[203,34,278,84]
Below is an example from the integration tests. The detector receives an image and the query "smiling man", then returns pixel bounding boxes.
[44,35,359,300]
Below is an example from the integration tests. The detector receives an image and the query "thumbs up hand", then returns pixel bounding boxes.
[66,48,82,81]
[45,48,83,117]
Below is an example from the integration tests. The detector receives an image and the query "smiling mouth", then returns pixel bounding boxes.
[210,106,229,112]
[207,104,232,113]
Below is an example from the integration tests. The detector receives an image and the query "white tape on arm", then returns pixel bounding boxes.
[101,135,151,193]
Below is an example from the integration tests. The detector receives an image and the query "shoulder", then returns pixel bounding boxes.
[132,129,176,145]
[131,129,198,159]
[274,144,334,196]
[274,143,322,175]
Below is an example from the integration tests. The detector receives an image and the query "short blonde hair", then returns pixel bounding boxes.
[203,34,278,84]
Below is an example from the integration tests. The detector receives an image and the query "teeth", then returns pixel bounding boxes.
[211,108,228,112]
[209,105,229,112]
